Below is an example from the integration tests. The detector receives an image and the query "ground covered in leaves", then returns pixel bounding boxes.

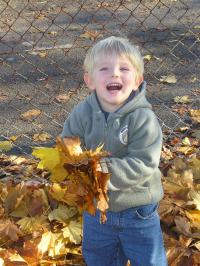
[0,106,199,265]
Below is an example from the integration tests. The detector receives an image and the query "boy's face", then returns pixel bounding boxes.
[84,53,142,112]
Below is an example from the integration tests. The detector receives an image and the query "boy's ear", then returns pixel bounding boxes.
[84,73,95,90]
[136,76,144,87]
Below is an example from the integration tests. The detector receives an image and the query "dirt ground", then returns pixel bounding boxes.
[0,0,199,155]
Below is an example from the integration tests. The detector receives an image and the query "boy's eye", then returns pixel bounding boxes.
[100,67,108,71]
[121,68,129,71]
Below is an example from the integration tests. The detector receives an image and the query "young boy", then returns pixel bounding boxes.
[61,36,167,266]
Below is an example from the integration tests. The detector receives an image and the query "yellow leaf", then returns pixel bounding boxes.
[48,183,67,202]
[160,74,177,84]
[176,146,196,155]
[51,166,68,182]
[33,132,51,142]
[9,135,20,141]
[187,190,200,210]
[17,215,47,234]
[48,204,77,223]
[0,141,13,151]
[62,220,82,244]
[185,210,200,224]
[174,95,191,104]
[32,147,60,170]
[189,109,200,123]
[9,253,26,263]
[48,31,57,36]
[143,54,152,61]
[38,51,47,58]
[194,25,200,29]
[20,109,41,121]
[182,137,191,146]
[38,231,66,256]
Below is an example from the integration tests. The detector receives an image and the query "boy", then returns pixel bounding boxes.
[61,36,167,266]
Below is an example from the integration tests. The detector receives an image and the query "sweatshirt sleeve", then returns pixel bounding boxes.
[105,109,163,191]
[60,104,85,143]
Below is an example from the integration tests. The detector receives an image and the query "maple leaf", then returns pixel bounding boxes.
[48,204,77,224]
[187,190,200,210]
[32,147,60,171]
[17,215,48,235]
[16,241,41,266]
[38,231,67,256]
[62,220,82,244]
[0,219,22,242]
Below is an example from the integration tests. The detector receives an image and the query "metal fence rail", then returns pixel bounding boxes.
[0,0,199,155]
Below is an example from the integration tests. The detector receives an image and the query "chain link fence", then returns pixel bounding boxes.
[0,0,199,155]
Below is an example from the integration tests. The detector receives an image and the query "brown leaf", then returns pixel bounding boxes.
[4,183,27,214]
[80,30,103,41]
[20,109,41,121]
[0,219,22,242]
[55,93,71,103]
[16,241,41,265]
[33,132,51,142]
[189,109,200,124]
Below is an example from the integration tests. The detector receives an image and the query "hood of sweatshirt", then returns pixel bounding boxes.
[86,81,152,116]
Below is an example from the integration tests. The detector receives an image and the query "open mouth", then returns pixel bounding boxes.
[106,83,122,91]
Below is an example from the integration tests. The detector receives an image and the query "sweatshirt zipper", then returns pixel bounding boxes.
[104,120,108,151]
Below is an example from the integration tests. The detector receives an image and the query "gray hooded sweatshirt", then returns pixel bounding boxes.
[61,81,164,212]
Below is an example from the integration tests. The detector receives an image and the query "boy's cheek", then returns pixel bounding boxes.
[84,73,95,90]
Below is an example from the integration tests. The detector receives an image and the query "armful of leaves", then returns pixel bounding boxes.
[32,136,111,223]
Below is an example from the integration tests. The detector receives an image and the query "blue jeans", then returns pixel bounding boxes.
[82,204,168,266]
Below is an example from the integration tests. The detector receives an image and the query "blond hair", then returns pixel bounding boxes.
[83,36,144,80]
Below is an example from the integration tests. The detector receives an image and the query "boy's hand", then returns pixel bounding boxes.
[96,158,109,174]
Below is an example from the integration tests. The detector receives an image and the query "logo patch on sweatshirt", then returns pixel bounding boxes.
[119,125,128,145]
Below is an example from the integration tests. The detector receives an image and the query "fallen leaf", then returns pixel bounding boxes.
[0,141,13,151]
[17,215,48,234]
[0,219,22,242]
[191,130,200,139]
[174,95,191,104]
[143,54,152,61]
[80,30,102,41]
[9,135,20,142]
[38,51,47,58]
[48,204,77,223]
[160,74,177,84]
[33,132,51,142]
[62,220,82,244]
[189,109,200,124]
[182,137,191,146]
[20,109,41,121]
[55,94,71,103]
[38,231,66,256]
[48,31,57,36]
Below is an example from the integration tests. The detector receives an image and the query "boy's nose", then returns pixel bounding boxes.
[111,68,120,77]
